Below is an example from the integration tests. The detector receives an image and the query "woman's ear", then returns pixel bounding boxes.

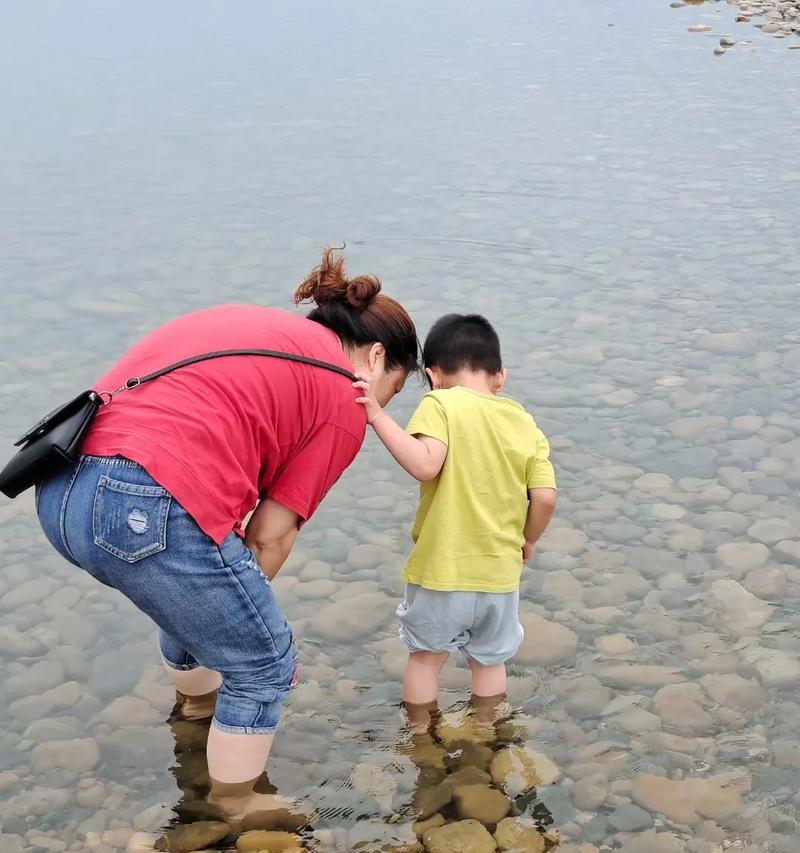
[494,368,508,393]
[367,342,386,373]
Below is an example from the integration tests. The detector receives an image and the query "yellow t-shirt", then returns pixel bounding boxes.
[401,387,556,593]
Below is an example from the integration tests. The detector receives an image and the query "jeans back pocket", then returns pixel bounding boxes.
[93,475,171,563]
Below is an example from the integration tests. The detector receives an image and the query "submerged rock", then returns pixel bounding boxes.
[453,784,511,824]
[423,820,496,853]
[700,673,764,711]
[155,821,231,852]
[709,579,773,635]
[30,737,101,773]
[653,683,714,734]
[616,829,685,853]
[631,771,750,825]
[715,542,769,577]
[490,746,559,796]
[413,780,456,820]
[436,713,496,746]
[444,742,493,772]
[413,814,446,837]
[596,664,682,689]
[413,766,491,819]
[748,518,795,545]
[744,647,800,687]
[236,830,303,852]
[516,614,578,666]
[401,734,447,771]
[571,773,608,811]
[494,817,546,852]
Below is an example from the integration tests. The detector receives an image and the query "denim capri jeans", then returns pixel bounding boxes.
[36,454,298,734]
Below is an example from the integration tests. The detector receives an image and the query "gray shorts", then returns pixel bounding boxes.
[397,583,523,666]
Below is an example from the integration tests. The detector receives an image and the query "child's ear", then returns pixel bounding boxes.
[494,368,508,393]
[425,367,441,390]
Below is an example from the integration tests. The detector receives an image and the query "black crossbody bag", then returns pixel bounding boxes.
[0,349,357,500]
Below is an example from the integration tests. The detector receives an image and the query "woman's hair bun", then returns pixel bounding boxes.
[294,247,381,311]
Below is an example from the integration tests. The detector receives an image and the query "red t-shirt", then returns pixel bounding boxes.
[82,305,366,544]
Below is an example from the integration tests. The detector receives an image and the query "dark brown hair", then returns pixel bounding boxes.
[424,314,502,374]
[294,248,419,373]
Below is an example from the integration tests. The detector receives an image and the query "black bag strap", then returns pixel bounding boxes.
[100,349,358,402]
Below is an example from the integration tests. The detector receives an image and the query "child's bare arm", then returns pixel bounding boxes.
[371,411,447,482]
[523,488,557,560]
[354,375,447,482]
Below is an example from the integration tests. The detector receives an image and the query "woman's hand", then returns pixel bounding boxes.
[353,374,382,424]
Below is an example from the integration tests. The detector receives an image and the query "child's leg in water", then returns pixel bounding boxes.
[404,652,447,734]
[468,660,508,724]
[404,650,449,704]
[468,659,507,698]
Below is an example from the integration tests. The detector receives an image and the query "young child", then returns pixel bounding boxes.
[355,314,557,711]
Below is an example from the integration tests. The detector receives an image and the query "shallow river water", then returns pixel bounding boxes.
[1,2,800,852]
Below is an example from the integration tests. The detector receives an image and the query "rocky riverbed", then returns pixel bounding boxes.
[673,0,800,52]
[2,0,800,851]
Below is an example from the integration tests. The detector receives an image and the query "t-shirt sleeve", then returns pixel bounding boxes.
[268,424,363,521]
[527,427,557,490]
[406,394,449,445]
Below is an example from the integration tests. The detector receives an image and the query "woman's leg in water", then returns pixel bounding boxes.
[50,456,299,821]
[159,634,222,721]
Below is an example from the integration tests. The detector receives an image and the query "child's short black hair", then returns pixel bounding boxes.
[423,314,502,374]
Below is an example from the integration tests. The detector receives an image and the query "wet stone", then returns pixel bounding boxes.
[453,784,511,824]
[31,738,101,773]
[516,614,578,665]
[444,741,493,772]
[631,771,750,825]
[423,820,496,853]
[594,633,636,654]
[293,579,338,600]
[654,683,714,734]
[490,746,559,796]
[617,830,686,853]
[743,566,787,600]
[435,714,496,747]
[700,673,764,710]
[775,539,800,564]
[494,818,545,852]
[748,518,795,545]
[132,802,174,833]
[236,830,302,852]
[582,814,609,845]
[155,821,231,852]
[9,694,55,723]
[716,542,770,577]
[571,773,608,810]
[6,660,66,700]
[5,785,72,817]
[413,813,446,837]
[597,664,682,689]
[538,526,588,556]
[744,648,800,687]
[312,592,391,641]
[609,804,654,832]
[709,579,773,636]
[99,695,163,727]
